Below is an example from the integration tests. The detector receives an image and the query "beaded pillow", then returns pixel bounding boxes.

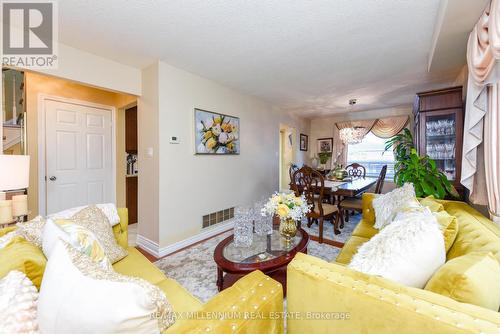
[38,241,175,333]
[372,183,420,230]
[42,218,112,270]
[69,206,128,263]
[0,270,39,333]
[16,216,45,248]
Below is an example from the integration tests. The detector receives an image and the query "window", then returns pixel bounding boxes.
[346,132,395,179]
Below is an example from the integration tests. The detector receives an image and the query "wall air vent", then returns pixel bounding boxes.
[202,207,234,228]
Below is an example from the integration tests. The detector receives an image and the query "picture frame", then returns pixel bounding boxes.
[300,133,308,151]
[317,137,333,153]
[194,108,240,155]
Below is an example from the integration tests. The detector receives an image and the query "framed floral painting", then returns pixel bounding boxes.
[195,108,240,154]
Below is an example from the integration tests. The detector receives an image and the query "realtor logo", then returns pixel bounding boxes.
[2,0,58,68]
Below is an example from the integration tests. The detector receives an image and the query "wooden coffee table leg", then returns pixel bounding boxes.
[216,266,223,291]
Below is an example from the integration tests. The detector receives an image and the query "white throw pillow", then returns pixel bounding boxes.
[0,230,19,249]
[372,182,420,230]
[349,206,446,288]
[47,203,121,227]
[0,270,39,334]
[42,219,112,270]
[38,241,175,334]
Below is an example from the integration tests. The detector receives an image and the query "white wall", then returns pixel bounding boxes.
[154,61,308,247]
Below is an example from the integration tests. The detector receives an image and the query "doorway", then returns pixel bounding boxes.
[39,95,115,215]
[279,125,296,191]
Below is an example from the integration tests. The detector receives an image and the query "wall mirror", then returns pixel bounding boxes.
[2,68,26,155]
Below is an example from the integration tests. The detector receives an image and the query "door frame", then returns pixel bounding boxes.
[37,94,117,216]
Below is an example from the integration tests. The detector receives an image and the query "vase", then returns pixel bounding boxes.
[279,218,297,244]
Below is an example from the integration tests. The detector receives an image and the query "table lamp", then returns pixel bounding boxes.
[0,155,30,225]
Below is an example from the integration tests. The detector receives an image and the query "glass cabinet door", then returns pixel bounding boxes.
[424,113,456,181]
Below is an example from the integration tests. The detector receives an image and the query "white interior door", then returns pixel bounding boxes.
[44,99,114,214]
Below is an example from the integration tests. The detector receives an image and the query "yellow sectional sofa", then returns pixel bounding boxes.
[0,209,284,334]
[287,194,500,334]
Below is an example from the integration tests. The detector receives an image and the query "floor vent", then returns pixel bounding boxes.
[202,207,234,228]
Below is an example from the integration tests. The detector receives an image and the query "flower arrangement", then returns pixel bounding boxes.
[198,114,239,154]
[261,192,311,221]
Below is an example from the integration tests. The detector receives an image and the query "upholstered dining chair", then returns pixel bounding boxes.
[338,165,387,228]
[292,166,340,243]
[345,163,366,179]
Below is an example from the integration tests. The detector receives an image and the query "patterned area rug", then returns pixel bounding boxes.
[154,213,362,302]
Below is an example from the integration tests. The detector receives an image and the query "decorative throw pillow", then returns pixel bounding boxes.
[0,237,47,289]
[48,203,121,227]
[349,206,446,288]
[0,270,39,334]
[433,210,458,252]
[372,183,420,230]
[69,206,127,263]
[425,252,500,311]
[419,195,444,212]
[38,241,175,333]
[0,230,20,249]
[42,219,112,270]
[16,216,45,248]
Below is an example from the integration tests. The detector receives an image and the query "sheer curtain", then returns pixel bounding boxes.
[462,0,500,224]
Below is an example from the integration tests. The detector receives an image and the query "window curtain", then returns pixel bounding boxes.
[371,116,409,138]
[334,120,376,167]
[332,116,408,166]
[462,0,500,224]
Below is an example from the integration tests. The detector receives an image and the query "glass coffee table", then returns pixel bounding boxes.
[213,226,309,294]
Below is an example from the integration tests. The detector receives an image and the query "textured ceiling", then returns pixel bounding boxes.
[58,0,464,117]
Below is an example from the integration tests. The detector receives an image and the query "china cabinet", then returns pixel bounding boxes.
[413,86,464,198]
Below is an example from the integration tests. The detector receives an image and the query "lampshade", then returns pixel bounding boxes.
[0,155,30,191]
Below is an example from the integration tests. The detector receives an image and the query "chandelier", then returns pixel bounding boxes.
[339,127,365,144]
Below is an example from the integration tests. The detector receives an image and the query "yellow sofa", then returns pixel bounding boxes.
[0,209,284,334]
[287,194,500,334]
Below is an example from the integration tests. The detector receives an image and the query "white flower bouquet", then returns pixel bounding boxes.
[261,192,311,221]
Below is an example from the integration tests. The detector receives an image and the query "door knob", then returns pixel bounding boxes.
[49,176,57,181]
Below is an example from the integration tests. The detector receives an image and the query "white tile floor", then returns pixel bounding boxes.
[128,223,137,247]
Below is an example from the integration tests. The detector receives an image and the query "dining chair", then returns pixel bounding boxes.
[338,165,387,228]
[345,163,366,179]
[292,166,340,243]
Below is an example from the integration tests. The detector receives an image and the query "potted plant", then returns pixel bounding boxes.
[385,129,458,199]
[318,152,332,170]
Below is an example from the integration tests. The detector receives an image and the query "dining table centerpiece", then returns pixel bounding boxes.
[261,192,311,243]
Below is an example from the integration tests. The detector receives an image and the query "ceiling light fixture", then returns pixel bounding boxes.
[340,126,365,145]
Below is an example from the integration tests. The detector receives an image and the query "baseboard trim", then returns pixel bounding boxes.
[136,234,161,258]
[136,220,235,259]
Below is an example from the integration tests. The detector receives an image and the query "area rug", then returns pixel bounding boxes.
[154,213,362,302]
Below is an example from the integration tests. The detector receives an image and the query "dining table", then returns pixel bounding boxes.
[322,177,378,204]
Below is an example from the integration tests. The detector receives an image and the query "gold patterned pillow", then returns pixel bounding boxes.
[16,216,45,248]
[70,206,127,263]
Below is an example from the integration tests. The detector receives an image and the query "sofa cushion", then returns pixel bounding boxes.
[352,219,378,239]
[156,279,202,313]
[0,236,47,289]
[434,210,458,253]
[372,183,420,230]
[424,252,500,311]
[419,195,444,212]
[442,201,500,263]
[335,236,369,265]
[113,247,167,285]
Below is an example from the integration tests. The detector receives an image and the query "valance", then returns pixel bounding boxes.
[335,115,409,139]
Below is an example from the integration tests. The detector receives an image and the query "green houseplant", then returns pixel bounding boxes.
[385,129,458,199]
[318,152,332,169]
